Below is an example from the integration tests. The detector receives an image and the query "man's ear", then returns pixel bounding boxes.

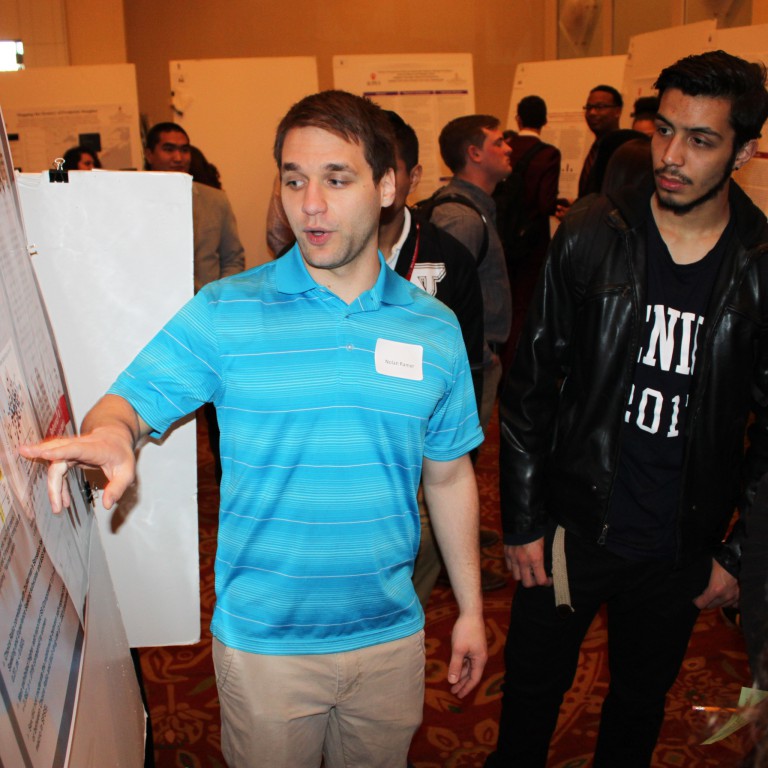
[379,167,396,208]
[733,139,758,172]
[467,143,483,164]
[143,146,153,168]
[408,164,423,195]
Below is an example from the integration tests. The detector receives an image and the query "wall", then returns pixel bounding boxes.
[0,0,69,66]
[65,0,126,64]
[10,0,768,128]
[123,0,548,129]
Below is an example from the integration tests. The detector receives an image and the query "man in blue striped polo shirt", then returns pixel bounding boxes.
[22,90,487,768]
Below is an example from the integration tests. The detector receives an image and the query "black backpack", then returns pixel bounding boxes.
[493,141,550,264]
[412,191,490,267]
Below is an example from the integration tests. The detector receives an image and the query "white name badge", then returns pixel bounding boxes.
[375,338,424,381]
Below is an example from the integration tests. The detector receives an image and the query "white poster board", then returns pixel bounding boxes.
[622,21,716,115]
[509,55,627,201]
[333,53,475,199]
[170,56,319,269]
[0,113,144,765]
[0,64,143,172]
[18,169,200,648]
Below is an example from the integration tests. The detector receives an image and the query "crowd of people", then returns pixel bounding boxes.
[30,47,768,767]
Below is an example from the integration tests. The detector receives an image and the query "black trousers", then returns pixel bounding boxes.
[485,527,711,768]
[741,474,768,688]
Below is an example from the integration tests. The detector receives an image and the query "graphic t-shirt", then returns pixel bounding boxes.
[606,211,732,560]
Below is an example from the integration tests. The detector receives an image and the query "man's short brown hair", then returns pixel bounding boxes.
[273,90,395,184]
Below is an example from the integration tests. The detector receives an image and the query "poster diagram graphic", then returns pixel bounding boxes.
[0,340,42,505]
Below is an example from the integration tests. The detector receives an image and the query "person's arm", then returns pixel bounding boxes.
[19,394,151,513]
[421,454,487,698]
[504,539,552,588]
[693,559,739,610]
[538,147,562,217]
[218,194,245,278]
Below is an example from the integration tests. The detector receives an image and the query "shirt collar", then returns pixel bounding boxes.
[385,207,412,271]
[276,243,414,309]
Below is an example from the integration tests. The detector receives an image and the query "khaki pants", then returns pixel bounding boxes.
[212,632,425,768]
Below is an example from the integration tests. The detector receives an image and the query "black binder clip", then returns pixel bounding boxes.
[49,157,68,183]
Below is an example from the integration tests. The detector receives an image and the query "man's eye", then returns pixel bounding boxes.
[284,178,303,189]
[328,178,348,187]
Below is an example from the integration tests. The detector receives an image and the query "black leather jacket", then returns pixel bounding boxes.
[499,182,768,570]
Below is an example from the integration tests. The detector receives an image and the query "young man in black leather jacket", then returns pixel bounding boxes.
[486,50,768,768]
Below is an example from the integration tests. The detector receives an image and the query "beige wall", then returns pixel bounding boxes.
[65,0,126,64]
[12,0,768,133]
[123,0,548,128]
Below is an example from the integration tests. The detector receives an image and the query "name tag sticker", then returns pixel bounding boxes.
[375,338,423,381]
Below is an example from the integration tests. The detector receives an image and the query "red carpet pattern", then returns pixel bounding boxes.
[138,410,758,767]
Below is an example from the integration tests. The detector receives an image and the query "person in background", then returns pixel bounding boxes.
[486,50,768,768]
[631,95,660,138]
[378,109,494,602]
[429,114,513,432]
[556,84,627,219]
[63,145,101,170]
[189,145,222,189]
[494,95,561,361]
[144,122,245,484]
[144,122,244,293]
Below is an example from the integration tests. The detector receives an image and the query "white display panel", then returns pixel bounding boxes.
[0,63,143,172]
[333,53,475,199]
[170,56,319,269]
[19,169,200,648]
[508,55,627,201]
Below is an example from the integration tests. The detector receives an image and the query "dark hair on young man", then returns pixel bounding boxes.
[655,50,768,147]
[273,90,395,184]
[145,122,189,151]
[631,96,659,120]
[62,145,102,169]
[590,85,623,108]
[383,110,419,172]
[517,96,547,130]
[438,114,500,173]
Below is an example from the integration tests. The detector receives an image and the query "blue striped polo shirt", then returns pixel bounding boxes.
[109,244,483,655]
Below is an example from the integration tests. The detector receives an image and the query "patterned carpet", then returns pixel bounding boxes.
[138,409,760,767]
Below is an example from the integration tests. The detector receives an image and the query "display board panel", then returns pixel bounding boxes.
[19,169,200,648]
[170,56,319,268]
[508,55,627,201]
[333,53,475,200]
[0,64,143,172]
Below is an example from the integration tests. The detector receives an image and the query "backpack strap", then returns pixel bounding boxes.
[413,190,490,267]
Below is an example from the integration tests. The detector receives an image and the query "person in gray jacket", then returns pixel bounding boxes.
[429,115,513,431]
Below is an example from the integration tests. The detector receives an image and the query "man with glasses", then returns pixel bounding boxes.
[556,85,624,219]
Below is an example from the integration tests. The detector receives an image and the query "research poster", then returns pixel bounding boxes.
[509,56,627,202]
[0,64,143,173]
[333,53,475,198]
[0,505,84,768]
[0,110,88,768]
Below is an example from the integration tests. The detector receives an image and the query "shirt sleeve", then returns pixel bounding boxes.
[108,289,222,437]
